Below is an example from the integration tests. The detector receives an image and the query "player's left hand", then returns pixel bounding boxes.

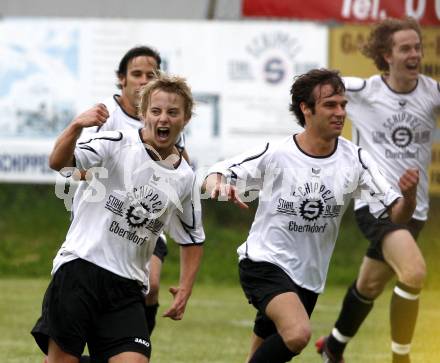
[399,168,419,201]
[162,286,190,320]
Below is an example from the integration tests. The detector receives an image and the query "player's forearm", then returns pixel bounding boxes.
[49,121,83,171]
[389,196,416,224]
[178,244,204,296]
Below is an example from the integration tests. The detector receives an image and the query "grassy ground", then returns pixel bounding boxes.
[1,184,440,361]
[1,279,439,363]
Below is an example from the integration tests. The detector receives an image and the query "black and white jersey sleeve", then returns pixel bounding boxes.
[207,142,271,192]
[165,173,205,245]
[78,95,143,141]
[354,148,401,218]
[74,130,123,170]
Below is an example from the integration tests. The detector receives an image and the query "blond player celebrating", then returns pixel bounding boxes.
[32,73,204,363]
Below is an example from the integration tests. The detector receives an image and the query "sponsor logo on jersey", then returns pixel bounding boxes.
[124,202,165,233]
[105,195,124,216]
[106,181,167,245]
[278,177,341,233]
[125,202,151,227]
[126,184,165,218]
[109,221,149,245]
[277,198,298,216]
[379,111,430,158]
[288,221,327,233]
[385,149,420,159]
[299,199,324,221]
[391,126,412,148]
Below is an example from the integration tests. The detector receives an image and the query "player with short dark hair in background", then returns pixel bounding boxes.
[204,68,419,363]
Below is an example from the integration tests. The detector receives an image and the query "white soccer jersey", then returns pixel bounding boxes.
[75,95,184,240]
[53,129,205,287]
[208,136,400,293]
[344,75,440,220]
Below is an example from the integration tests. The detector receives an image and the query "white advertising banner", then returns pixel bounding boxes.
[0,18,328,183]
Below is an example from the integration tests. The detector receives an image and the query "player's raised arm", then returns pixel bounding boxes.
[49,104,109,171]
[388,168,419,224]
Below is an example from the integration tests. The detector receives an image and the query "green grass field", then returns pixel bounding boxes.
[1,279,439,363]
[1,185,440,362]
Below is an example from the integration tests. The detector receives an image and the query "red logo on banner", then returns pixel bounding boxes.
[243,0,440,26]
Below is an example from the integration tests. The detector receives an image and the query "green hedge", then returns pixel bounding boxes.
[0,184,439,288]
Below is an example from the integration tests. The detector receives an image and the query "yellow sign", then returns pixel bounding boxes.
[330,25,440,195]
[431,144,440,195]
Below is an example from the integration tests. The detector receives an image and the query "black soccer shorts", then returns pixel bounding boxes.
[238,258,318,338]
[31,258,151,361]
[355,206,424,261]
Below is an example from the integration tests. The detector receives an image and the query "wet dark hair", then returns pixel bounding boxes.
[361,17,422,72]
[115,46,162,89]
[289,68,345,127]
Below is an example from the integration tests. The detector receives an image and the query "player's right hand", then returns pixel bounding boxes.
[207,174,248,209]
[162,286,189,321]
[73,103,109,128]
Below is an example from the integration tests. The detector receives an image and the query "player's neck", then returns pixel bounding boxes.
[117,95,138,118]
[383,73,417,93]
[295,132,336,157]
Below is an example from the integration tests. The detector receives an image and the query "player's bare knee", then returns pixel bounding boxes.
[357,278,385,299]
[399,260,426,288]
[281,324,311,352]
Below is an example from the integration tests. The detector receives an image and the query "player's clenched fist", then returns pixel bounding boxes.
[399,168,419,200]
[73,103,109,128]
